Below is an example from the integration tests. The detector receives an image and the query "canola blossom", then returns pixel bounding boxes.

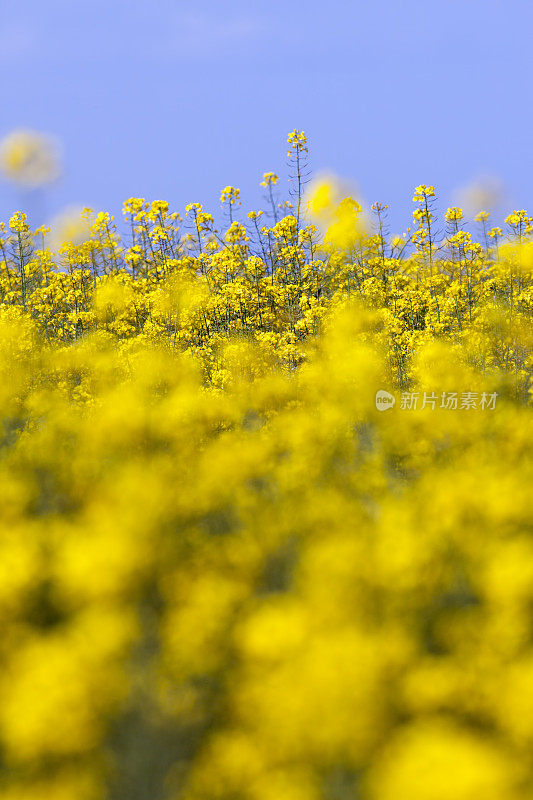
[0,131,532,800]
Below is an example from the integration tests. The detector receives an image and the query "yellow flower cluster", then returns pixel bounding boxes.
[0,132,531,800]
[260,172,279,187]
[220,186,241,206]
[287,129,308,157]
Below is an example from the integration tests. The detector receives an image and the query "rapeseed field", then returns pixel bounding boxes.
[0,130,531,800]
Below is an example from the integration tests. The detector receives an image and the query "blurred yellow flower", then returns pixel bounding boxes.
[0,129,61,187]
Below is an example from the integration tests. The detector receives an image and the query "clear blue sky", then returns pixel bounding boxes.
[0,0,531,233]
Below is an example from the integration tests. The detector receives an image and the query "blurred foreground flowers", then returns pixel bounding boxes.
[0,131,532,800]
[0,129,61,188]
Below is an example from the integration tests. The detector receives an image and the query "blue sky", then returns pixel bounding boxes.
[0,0,531,234]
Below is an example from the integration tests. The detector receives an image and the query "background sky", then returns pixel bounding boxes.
[0,0,531,235]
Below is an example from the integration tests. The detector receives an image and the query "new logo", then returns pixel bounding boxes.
[375,390,396,411]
